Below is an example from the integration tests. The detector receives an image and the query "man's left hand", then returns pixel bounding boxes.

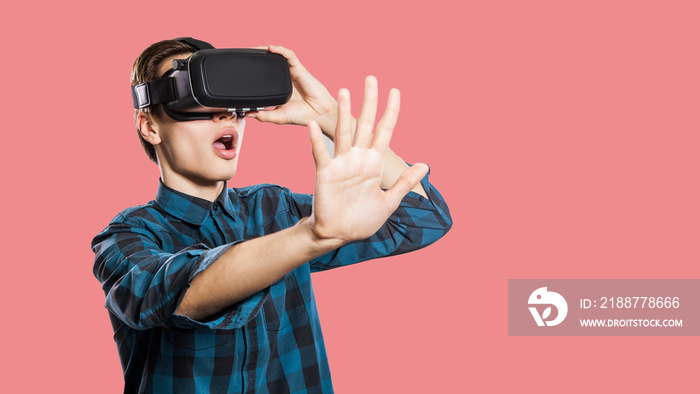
[246,45,337,131]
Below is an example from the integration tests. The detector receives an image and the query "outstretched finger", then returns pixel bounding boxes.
[309,120,331,168]
[384,163,429,208]
[334,89,352,156]
[354,76,378,148]
[370,88,400,153]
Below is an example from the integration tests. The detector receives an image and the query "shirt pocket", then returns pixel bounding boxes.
[246,210,294,238]
[163,327,236,351]
[262,271,307,332]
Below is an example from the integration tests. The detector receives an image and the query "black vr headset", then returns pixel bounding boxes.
[131,37,293,121]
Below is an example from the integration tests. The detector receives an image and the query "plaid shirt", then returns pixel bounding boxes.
[92,169,452,394]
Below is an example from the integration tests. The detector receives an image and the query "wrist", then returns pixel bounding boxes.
[295,217,345,253]
[315,104,338,139]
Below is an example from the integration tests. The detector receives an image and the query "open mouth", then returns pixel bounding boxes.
[213,134,234,151]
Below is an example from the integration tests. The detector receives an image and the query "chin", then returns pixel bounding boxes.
[209,162,239,181]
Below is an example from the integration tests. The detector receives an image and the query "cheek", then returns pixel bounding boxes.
[237,131,245,151]
[165,131,209,163]
[237,122,246,150]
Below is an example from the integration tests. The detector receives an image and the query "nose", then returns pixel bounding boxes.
[212,111,238,122]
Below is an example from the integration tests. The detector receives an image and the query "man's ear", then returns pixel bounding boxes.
[137,111,162,145]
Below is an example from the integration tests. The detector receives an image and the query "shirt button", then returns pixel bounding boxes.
[213,205,219,211]
[419,196,425,201]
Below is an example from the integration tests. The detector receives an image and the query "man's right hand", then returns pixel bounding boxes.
[305,83,429,246]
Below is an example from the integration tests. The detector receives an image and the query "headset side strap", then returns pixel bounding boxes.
[131,78,176,109]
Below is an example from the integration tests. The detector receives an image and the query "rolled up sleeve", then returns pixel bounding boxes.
[92,219,266,330]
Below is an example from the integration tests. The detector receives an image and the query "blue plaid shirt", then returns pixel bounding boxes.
[92,169,452,393]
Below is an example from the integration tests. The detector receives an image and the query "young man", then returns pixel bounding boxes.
[92,39,452,393]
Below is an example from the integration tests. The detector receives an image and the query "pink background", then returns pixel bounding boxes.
[2,0,699,392]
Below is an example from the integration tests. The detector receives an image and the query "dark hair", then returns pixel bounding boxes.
[131,40,193,163]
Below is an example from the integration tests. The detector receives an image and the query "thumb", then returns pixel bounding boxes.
[246,108,288,125]
[308,120,330,169]
[384,164,429,208]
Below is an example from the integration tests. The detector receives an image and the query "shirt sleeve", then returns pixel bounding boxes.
[91,218,266,331]
[285,165,453,272]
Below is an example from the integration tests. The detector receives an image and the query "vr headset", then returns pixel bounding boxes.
[131,37,292,121]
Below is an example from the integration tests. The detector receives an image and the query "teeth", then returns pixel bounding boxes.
[222,135,232,138]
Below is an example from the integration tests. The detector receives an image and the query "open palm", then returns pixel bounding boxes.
[306,81,428,243]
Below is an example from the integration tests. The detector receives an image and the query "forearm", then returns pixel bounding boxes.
[317,112,428,198]
[175,218,343,321]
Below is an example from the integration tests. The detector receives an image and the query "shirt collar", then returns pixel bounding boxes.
[155,179,236,226]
